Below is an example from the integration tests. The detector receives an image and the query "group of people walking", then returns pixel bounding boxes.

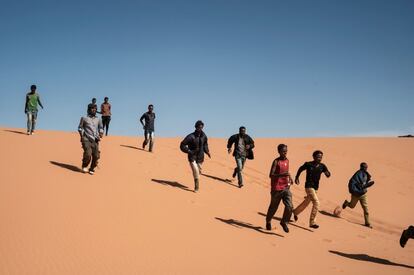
[23,85,412,247]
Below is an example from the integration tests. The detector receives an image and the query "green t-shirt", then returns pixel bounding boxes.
[26,93,40,112]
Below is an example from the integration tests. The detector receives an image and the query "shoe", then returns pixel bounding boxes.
[280,222,289,233]
[400,229,409,248]
[310,224,319,229]
[31,131,34,135]
[89,169,95,175]
[142,142,146,149]
[342,200,348,209]
[266,222,271,230]
[82,167,89,173]
[294,214,298,222]
[365,223,372,229]
[27,131,30,135]
[238,183,244,188]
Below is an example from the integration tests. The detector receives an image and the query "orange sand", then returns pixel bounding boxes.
[1,128,413,274]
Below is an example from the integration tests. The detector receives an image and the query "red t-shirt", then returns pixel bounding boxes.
[271,158,290,191]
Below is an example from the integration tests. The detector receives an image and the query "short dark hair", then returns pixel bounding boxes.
[30,85,37,91]
[239,126,246,131]
[278,144,287,152]
[104,97,109,101]
[148,104,153,108]
[195,120,204,128]
[313,150,323,158]
[360,162,367,168]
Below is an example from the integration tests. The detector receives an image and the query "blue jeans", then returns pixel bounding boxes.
[143,130,154,151]
[235,156,246,185]
[26,110,38,133]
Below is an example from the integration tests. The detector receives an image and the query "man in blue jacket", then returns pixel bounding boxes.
[342,162,375,228]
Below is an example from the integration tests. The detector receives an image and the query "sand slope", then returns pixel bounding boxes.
[0,128,413,274]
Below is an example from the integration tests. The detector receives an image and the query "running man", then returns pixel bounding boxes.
[293,150,331,229]
[100,97,111,136]
[400,225,414,248]
[180,120,211,192]
[140,104,156,152]
[227,126,255,188]
[342,162,375,228]
[24,84,44,135]
[265,144,293,233]
[78,104,103,175]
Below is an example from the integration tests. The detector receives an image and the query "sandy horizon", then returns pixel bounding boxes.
[1,127,413,274]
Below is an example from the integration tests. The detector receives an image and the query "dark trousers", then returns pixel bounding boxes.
[407,226,414,238]
[102,116,111,136]
[81,138,100,170]
[266,188,293,224]
[143,130,154,151]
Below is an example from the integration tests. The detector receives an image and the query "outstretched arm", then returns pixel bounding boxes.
[295,164,306,184]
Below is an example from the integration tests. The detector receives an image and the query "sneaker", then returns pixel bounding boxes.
[400,229,409,248]
[294,214,298,222]
[364,223,372,229]
[310,224,319,229]
[238,183,244,188]
[342,200,348,209]
[82,167,89,173]
[280,222,289,233]
[27,131,30,135]
[89,169,95,175]
[31,131,34,135]
[266,222,272,231]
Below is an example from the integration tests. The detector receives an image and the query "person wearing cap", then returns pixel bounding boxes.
[180,120,211,192]
[227,126,255,188]
[140,104,156,152]
[78,104,103,175]
[24,84,44,135]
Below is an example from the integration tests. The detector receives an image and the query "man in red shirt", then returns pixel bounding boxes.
[265,144,293,233]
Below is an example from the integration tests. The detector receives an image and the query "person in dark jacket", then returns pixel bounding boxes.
[180,120,211,192]
[140,104,156,152]
[400,225,414,248]
[227,126,255,188]
[342,162,375,228]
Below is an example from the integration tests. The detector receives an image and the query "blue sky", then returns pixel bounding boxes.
[0,0,413,137]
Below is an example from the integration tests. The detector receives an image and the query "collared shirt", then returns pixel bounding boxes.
[78,115,103,142]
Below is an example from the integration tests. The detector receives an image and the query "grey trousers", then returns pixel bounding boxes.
[266,188,293,224]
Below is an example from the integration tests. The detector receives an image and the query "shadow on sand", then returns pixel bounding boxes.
[50,161,81,173]
[329,250,414,269]
[120,144,146,151]
[215,217,283,237]
[257,212,314,232]
[202,173,238,188]
[151,179,193,192]
[3,129,27,135]
[319,210,340,219]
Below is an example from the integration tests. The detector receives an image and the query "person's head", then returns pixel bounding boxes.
[104,97,109,103]
[239,126,246,136]
[312,150,323,163]
[92,98,97,104]
[194,120,204,134]
[360,162,368,171]
[30,85,36,93]
[88,105,97,116]
[148,104,154,112]
[278,144,288,159]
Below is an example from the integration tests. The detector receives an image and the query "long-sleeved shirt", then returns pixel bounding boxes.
[180,131,209,163]
[78,115,103,142]
[140,112,156,131]
[296,161,329,190]
[348,169,373,196]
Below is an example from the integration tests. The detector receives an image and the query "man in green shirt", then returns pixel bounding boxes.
[24,85,44,135]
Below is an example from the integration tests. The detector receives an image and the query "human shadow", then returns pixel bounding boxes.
[151,179,193,193]
[319,210,340,218]
[50,161,81,173]
[202,173,238,188]
[120,144,146,151]
[3,129,27,135]
[215,217,283,237]
[257,212,314,232]
[329,250,414,269]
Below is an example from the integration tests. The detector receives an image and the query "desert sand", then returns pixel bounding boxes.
[0,127,413,274]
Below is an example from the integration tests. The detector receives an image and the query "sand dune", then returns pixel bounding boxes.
[0,128,413,274]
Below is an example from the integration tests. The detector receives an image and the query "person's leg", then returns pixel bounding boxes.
[400,225,414,248]
[306,188,320,227]
[26,112,32,134]
[31,111,37,133]
[190,161,200,191]
[81,139,93,170]
[143,130,149,149]
[106,117,111,136]
[343,194,359,209]
[281,189,293,224]
[149,131,154,152]
[293,192,311,217]
[266,191,282,229]
[235,157,244,187]
[359,194,370,226]
[90,141,100,172]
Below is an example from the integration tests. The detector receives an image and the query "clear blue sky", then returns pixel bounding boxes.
[0,0,413,137]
